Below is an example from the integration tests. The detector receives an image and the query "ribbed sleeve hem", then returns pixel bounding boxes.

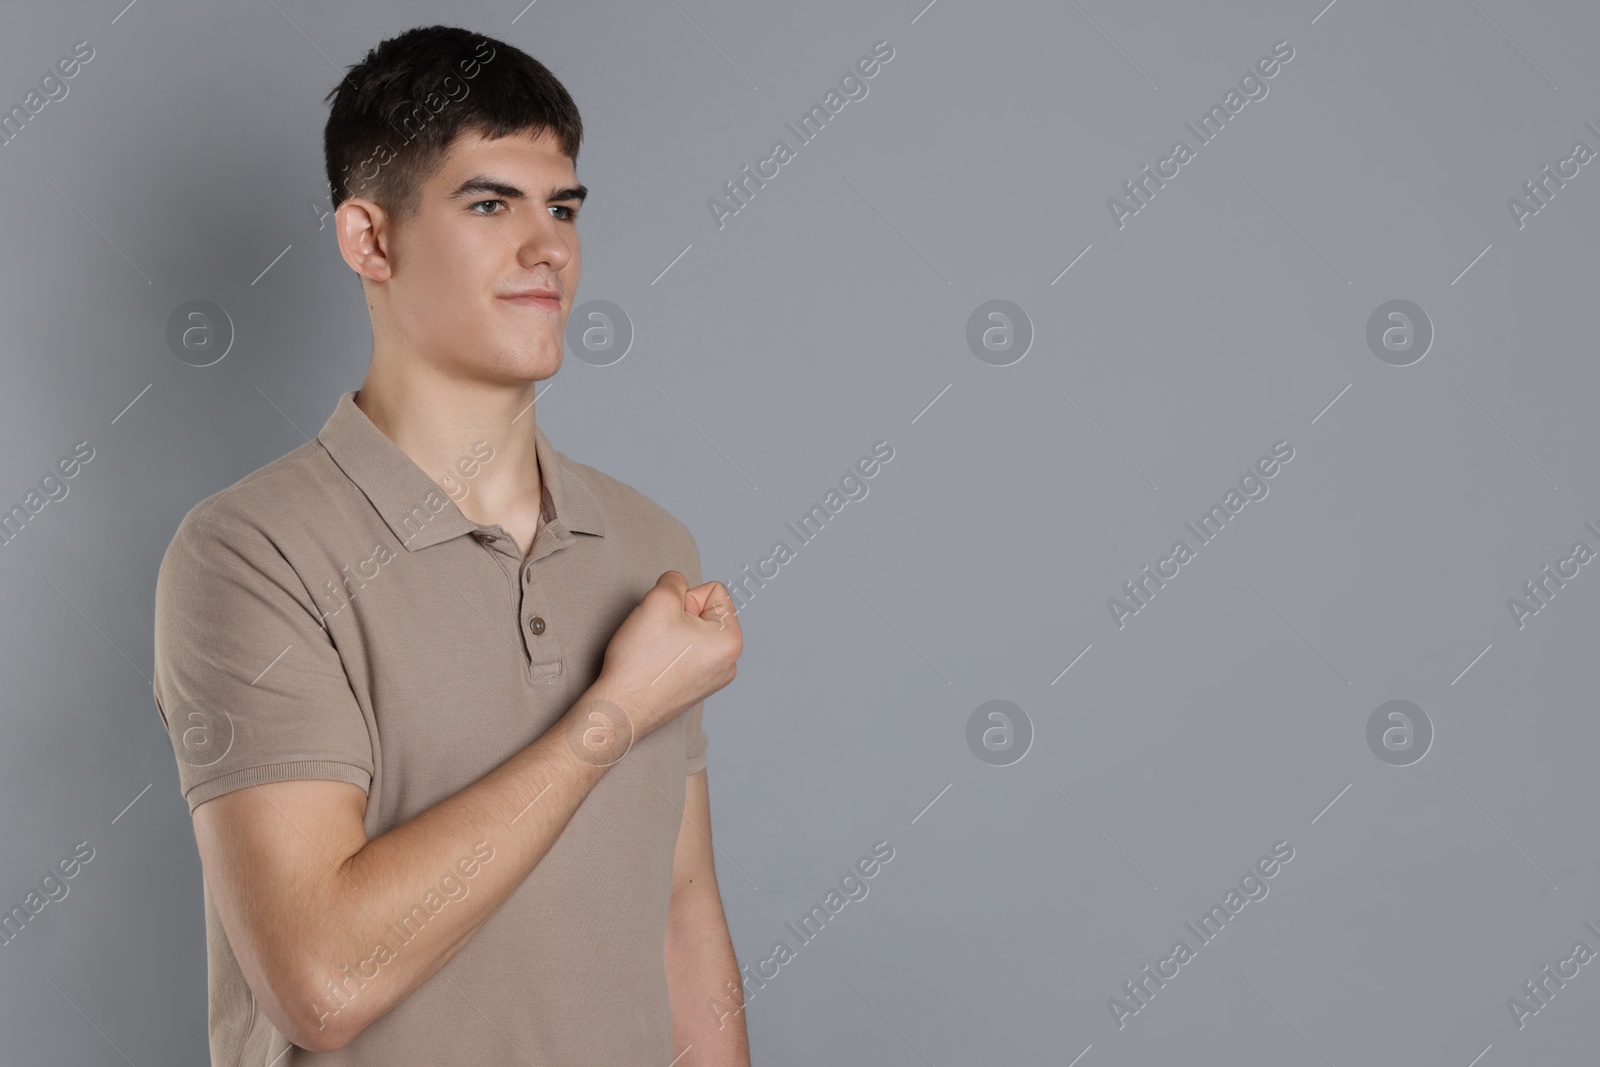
[185,760,372,813]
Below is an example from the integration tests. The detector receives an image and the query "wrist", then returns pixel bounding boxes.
[560,686,641,771]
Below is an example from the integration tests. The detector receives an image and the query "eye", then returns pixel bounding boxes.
[549,204,579,221]
[470,199,506,216]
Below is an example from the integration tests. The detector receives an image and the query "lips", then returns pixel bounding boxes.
[499,289,561,308]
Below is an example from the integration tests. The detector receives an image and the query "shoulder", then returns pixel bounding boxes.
[559,452,701,583]
[161,438,346,567]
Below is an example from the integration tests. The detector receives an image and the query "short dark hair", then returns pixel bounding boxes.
[322,25,583,220]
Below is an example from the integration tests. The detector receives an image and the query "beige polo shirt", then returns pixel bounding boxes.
[152,389,709,1066]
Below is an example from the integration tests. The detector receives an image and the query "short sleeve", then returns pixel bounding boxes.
[152,509,374,814]
[679,523,709,777]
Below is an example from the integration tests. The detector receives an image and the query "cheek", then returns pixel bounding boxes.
[412,242,486,310]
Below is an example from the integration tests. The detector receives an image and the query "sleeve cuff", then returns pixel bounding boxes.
[184,760,372,813]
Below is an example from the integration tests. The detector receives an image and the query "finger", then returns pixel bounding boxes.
[655,570,690,603]
[697,583,736,629]
[683,579,724,614]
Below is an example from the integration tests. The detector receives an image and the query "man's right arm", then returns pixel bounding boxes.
[187,568,739,1055]
[193,684,621,1054]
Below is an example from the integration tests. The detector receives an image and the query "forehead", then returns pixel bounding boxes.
[431,128,576,185]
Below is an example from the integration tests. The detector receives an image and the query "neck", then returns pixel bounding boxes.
[353,365,545,530]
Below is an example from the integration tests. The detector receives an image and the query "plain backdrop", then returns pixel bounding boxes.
[2,0,1600,1063]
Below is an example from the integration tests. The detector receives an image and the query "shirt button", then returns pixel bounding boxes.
[529,616,546,635]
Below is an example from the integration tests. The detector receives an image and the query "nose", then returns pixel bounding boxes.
[515,208,574,276]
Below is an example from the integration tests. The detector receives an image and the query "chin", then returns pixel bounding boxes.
[490,346,563,383]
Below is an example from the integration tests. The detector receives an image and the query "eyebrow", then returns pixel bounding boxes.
[446,176,588,205]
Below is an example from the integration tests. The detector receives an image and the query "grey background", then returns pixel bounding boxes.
[2,0,1597,1063]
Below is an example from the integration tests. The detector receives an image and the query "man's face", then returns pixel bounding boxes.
[374,127,584,384]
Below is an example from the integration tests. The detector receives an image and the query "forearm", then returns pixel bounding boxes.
[293,686,622,1048]
[666,887,750,1066]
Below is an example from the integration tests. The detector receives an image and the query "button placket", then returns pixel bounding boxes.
[520,559,563,681]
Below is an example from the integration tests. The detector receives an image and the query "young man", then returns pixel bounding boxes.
[152,25,749,1065]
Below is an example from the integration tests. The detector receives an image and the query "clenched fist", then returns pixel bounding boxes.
[592,570,741,740]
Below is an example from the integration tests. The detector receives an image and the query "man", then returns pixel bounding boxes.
[152,24,749,1065]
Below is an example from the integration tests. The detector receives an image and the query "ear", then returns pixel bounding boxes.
[335,198,393,283]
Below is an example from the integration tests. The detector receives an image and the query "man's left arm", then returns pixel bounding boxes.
[666,768,751,1066]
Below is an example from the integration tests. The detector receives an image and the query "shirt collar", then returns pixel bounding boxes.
[317,389,605,551]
